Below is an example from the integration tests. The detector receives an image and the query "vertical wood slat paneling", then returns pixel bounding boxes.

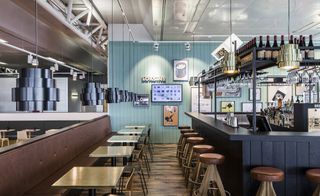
[272,141,285,196]
[109,42,215,143]
[285,141,297,196]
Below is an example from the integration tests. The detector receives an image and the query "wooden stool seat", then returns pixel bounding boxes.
[199,153,225,165]
[307,169,320,184]
[180,129,194,134]
[251,167,284,182]
[186,137,204,145]
[193,145,215,154]
[183,132,199,138]
[179,126,191,129]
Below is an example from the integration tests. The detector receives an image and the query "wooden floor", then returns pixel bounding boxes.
[80,144,189,196]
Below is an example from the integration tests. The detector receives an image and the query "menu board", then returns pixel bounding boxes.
[151,84,182,102]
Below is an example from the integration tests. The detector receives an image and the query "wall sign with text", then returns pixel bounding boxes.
[141,76,166,83]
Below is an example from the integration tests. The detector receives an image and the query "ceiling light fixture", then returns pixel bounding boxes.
[31,58,39,66]
[72,72,77,81]
[70,69,74,75]
[50,66,56,72]
[153,42,159,52]
[185,42,191,51]
[222,0,239,75]
[54,62,59,71]
[278,0,301,70]
[27,54,33,64]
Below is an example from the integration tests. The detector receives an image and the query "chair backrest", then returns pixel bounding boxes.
[124,168,135,191]
[17,130,29,140]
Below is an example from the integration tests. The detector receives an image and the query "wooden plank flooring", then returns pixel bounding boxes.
[80,144,189,196]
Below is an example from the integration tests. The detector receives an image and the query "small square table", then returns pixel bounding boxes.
[107,135,140,144]
[89,146,135,166]
[117,128,144,135]
[52,166,124,196]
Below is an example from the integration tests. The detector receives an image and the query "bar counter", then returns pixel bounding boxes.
[186,112,320,196]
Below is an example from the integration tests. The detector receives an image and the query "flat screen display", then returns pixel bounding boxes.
[151,84,182,102]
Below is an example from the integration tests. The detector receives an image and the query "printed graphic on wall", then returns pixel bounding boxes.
[221,101,235,112]
[249,88,261,101]
[133,94,149,107]
[267,86,292,102]
[173,60,189,81]
[216,87,241,97]
[242,102,263,112]
[163,105,179,126]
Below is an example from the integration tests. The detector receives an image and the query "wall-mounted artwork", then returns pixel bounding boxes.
[241,102,263,112]
[216,87,241,97]
[220,101,235,112]
[295,84,304,96]
[191,87,212,112]
[163,106,179,126]
[267,86,292,102]
[249,88,261,101]
[133,94,149,107]
[173,60,189,81]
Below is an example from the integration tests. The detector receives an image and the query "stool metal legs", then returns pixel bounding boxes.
[256,181,276,196]
[313,185,320,196]
[196,164,226,196]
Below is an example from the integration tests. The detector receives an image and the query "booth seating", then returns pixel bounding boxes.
[0,115,112,196]
[251,166,284,196]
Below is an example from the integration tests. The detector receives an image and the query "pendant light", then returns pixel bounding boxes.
[32,0,39,66]
[222,0,239,75]
[277,0,301,70]
[106,0,119,103]
[80,3,104,106]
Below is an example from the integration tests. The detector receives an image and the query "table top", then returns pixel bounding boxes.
[89,146,135,158]
[124,125,146,129]
[117,128,144,135]
[107,135,140,143]
[52,166,124,189]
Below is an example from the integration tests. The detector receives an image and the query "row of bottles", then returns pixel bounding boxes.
[237,35,315,60]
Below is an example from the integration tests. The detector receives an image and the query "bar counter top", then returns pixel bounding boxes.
[186,112,320,141]
[186,112,320,196]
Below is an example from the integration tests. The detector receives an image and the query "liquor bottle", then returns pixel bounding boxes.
[257,36,265,60]
[253,37,257,48]
[307,35,314,60]
[289,35,293,44]
[280,35,285,46]
[272,35,279,60]
[265,35,272,60]
[301,36,306,60]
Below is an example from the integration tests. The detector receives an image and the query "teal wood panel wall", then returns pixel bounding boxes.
[109,42,218,143]
[108,42,284,143]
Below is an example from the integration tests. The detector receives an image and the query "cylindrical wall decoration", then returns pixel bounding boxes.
[12,68,60,112]
[80,82,104,106]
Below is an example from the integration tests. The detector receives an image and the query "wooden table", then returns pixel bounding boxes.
[89,146,135,166]
[117,128,144,135]
[107,135,140,144]
[52,166,124,196]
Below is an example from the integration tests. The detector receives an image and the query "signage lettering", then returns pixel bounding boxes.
[141,76,166,83]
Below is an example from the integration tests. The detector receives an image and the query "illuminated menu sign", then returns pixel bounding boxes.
[151,84,182,102]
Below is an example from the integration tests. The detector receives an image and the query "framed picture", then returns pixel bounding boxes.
[249,88,261,101]
[191,87,212,112]
[295,84,304,96]
[220,101,235,112]
[173,60,188,81]
[216,87,241,97]
[267,85,292,102]
[133,94,149,107]
[241,102,263,112]
[163,106,179,126]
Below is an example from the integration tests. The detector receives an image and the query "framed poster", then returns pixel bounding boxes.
[163,106,179,126]
[295,84,304,96]
[249,88,261,101]
[216,87,241,97]
[173,60,188,81]
[220,101,235,112]
[191,87,212,112]
[267,85,292,102]
[241,102,263,112]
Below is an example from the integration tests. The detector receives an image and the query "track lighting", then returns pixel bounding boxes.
[72,72,77,81]
[27,54,33,64]
[50,66,55,72]
[153,42,159,52]
[70,69,74,75]
[31,58,39,66]
[54,63,59,71]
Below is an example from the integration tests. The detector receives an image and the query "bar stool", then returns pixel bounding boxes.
[182,137,204,177]
[194,153,226,196]
[178,132,199,166]
[187,145,215,191]
[306,168,320,196]
[178,125,191,130]
[176,128,194,157]
[251,167,284,196]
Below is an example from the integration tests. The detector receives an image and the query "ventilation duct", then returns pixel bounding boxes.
[12,68,60,112]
